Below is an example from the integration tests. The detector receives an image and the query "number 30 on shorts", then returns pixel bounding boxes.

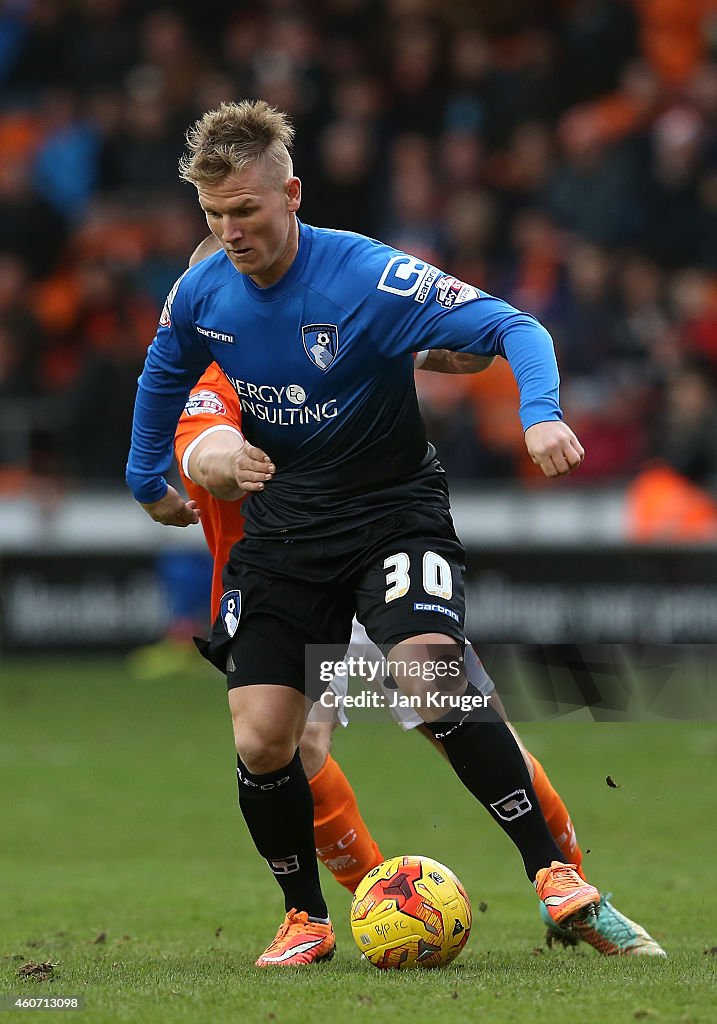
[383,551,453,603]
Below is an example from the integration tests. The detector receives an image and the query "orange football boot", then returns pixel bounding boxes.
[255,909,336,967]
[534,861,600,928]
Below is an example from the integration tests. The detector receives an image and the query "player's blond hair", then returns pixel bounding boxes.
[178,100,295,187]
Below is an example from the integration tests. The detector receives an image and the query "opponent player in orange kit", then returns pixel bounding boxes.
[170,237,666,958]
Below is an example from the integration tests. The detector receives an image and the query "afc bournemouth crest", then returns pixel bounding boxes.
[220,590,241,638]
[302,323,339,371]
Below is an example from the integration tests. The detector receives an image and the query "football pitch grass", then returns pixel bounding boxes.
[1,657,715,1024]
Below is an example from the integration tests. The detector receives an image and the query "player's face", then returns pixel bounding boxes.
[197,162,301,288]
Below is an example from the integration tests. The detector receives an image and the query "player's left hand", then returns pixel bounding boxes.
[524,421,585,478]
[140,484,201,527]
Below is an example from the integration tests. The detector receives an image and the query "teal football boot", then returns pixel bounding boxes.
[541,893,667,956]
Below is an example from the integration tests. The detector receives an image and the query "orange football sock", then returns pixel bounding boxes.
[528,753,585,879]
[309,754,383,893]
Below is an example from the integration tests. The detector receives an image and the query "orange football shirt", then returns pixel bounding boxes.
[174,363,246,620]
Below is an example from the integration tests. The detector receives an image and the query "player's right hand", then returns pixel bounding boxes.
[230,442,275,493]
[141,484,201,527]
[524,420,585,478]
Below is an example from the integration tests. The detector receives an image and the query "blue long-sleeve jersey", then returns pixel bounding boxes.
[127,222,562,538]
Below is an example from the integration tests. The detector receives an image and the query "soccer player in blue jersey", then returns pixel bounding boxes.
[178,233,665,960]
[127,100,601,967]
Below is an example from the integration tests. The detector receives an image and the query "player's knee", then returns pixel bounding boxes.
[237,739,297,775]
[387,635,465,721]
[299,721,333,779]
[234,726,298,775]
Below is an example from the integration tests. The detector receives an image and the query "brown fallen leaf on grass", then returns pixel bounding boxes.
[17,961,57,981]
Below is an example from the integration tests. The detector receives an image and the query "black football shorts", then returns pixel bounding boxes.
[195,505,466,694]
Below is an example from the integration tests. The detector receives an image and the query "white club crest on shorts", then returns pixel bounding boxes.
[302,323,339,370]
[220,590,241,638]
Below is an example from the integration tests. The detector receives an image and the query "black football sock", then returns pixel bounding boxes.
[236,749,328,919]
[425,682,564,880]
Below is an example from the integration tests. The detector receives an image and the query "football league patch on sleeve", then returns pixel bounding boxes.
[159,270,189,328]
[433,275,479,309]
[183,390,226,416]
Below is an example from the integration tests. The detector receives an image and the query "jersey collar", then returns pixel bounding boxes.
[240,220,312,303]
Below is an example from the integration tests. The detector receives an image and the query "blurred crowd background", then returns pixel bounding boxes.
[2,0,717,538]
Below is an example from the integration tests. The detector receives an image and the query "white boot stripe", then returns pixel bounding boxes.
[260,938,324,963]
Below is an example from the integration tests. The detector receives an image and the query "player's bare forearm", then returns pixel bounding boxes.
[141,484,201,527]
[188,431,275,498]
[524,421,584,478]
[420,350,495,374]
